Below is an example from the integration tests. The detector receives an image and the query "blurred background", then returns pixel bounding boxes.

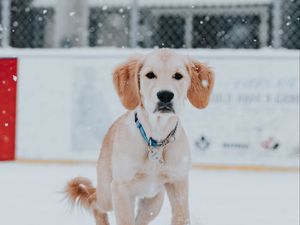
[0,0,299,166]
[0,1,299,225]
[0,0,299,49]
[0,0,300,166]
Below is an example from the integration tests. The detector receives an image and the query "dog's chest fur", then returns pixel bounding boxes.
[129,146,190,198]
[132,165,165,198]
[131,160,174,198]
[111,112,191,198]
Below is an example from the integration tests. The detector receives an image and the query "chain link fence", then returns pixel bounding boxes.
[0,0,54,48]
[0,0,299,49]
[281,0,300,49]
[89,6,130,47]
[137,6,269,49]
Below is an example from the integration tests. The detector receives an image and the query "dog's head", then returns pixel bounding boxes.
[113,49,214,116]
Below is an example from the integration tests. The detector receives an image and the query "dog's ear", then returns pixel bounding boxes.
[113,57,142,110]
[186,59,215,109]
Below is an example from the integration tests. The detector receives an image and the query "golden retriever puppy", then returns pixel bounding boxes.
[65,49,214,225]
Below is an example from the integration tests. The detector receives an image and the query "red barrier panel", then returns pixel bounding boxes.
[0,58,17,161]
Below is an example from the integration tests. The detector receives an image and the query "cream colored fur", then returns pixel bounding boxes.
[65,49,214,225]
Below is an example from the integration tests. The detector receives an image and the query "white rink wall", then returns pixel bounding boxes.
[1,48,299,166]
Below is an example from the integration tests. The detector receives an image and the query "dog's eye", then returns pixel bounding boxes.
[173,73,183,80]
[145,72,157,79]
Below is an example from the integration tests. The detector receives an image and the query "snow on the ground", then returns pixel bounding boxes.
[0,162,298,225]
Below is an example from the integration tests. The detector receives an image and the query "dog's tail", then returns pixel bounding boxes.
[65,177,97,210]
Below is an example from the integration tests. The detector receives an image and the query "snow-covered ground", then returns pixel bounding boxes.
[0,162,298,225]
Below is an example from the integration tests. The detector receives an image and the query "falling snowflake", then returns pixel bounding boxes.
[12,21,19,27]
[69,11,76,16]
[4,123,8,127]
[13,75,17,81]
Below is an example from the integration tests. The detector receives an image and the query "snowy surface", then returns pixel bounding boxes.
[0,162,299,225]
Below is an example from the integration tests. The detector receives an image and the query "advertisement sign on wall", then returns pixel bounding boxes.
[0,58,17,161]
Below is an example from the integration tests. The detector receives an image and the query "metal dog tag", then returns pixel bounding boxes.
[148,147,163,163]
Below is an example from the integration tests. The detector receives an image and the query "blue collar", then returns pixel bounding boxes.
[134,112,178,149]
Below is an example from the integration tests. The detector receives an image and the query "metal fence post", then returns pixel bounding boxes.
[130,0,138,48]
[54,0,88,47]
[1,0,11,47]
[272,0,282,48]
[184,13,193,48]
[259,8,269,48]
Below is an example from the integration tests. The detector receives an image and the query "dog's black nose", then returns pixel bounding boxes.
[157,90,174,103]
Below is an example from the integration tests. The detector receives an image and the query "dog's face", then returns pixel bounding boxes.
[113,49,214,115]
[139,51,191,115]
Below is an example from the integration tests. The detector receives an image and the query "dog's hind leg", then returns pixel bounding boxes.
[94,172,112,225]
[135,191,165,225]
[94,185,112,225]
[93,208,109,225]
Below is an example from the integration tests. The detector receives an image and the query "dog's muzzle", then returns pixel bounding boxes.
[155,90,175,113]
[155,102,175,113]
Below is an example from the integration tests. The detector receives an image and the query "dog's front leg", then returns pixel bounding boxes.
[111,181,135,225]
[165,178,190,225]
